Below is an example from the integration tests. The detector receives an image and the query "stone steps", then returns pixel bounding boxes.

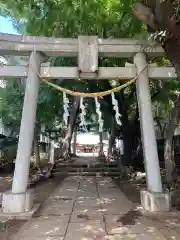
[52,160,121,177]
[51,171,120,176]
[54,162,118,168]
[52,167,120,173]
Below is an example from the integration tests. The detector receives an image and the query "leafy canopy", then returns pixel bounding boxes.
[1,0,178,133]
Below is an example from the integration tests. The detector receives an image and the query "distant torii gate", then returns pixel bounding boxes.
[0,34,173,215]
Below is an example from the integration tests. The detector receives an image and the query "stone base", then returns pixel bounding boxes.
[140,190,171,213]
[2,189,34,213]
[0,204,40,220]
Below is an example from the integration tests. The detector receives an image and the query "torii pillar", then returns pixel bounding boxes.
[134,53,171,212]
[2,51,43,214]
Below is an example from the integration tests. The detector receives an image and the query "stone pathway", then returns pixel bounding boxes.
[12,175,172,240]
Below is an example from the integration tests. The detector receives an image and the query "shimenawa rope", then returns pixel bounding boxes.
[30,51,148,97]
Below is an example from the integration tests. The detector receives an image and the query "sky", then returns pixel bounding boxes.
[0,16,18,89]
[0,16,18,34]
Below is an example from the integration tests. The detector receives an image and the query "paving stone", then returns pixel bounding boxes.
[99,195,128,202]
[65,236,107,240]
[80,179,96,184]
[96,178,115,186]
[100,196,132,205]
[138,216,180,239]
[19,215,70,237]
[81,176,96,181]
[70,213,103,223]
[64,176,81,182]
[80,176,95,181]
[51,189,77,200]
[64,221,106,240]
[158,227,180,240]
[79,183,95,186]
[59,187,79,193]
[101,235,139,240]
[101,202,132,215]
[60,182,79,188]
[97,183,118,189]
[77,191,98,198]
[78,187,97,192]
[39,200,74,215]
[73,205,102,214]
[104,216,166,239]
[45,195,75,203]
[45,196,75,203]
[80,179,96,183]
[101,207,131,215]
[104,215,150,235]
[12,171,178,240]
[140,231,169,240]
[98,189,125,197]
[75,198,101,208]
[79,187,97,192]
[19,237,64,240]
[102,232,166,240]
[71,208,103,222]
[96,177,112,182]
[53,186,78,192]
[76,196,100,201]
[98,189,124,196]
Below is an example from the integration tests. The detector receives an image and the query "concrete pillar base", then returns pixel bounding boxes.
[140,190,171,213]
[2,189,34,213]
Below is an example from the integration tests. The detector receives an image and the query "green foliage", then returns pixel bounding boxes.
[0,79,63,134]
[36,83,63,128]
[1,0,142,37]
[0,81,24,134]
[0,0,144,132]
[1,0,178,134]
[173,0,180,22]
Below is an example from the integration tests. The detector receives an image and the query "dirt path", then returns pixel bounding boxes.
[0,175,64,240]
[115,178,180,239]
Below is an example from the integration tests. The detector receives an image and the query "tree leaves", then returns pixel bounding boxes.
[0,0,173,133]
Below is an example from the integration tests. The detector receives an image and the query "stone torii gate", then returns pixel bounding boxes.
[0,34,174,215]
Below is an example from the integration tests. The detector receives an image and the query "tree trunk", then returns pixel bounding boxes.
[99,131,104,157]
[122,106,141,167]
[133,1,180,76]
[34,135,42,173]
[163,38,180,77]
[164,95,180,183]
[72,128,77,156]
[107,117,116,159]
[133,1,180,182]
[122,124,133,166]
[114,92,133,165]
[50,140,55,164]
[62,96,80,160]
[156,117,165,139]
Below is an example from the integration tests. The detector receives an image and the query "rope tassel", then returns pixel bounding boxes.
[63,92,69,127]
[95,97,104,132]
[79,97,88,131]
[111,92,122,125]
